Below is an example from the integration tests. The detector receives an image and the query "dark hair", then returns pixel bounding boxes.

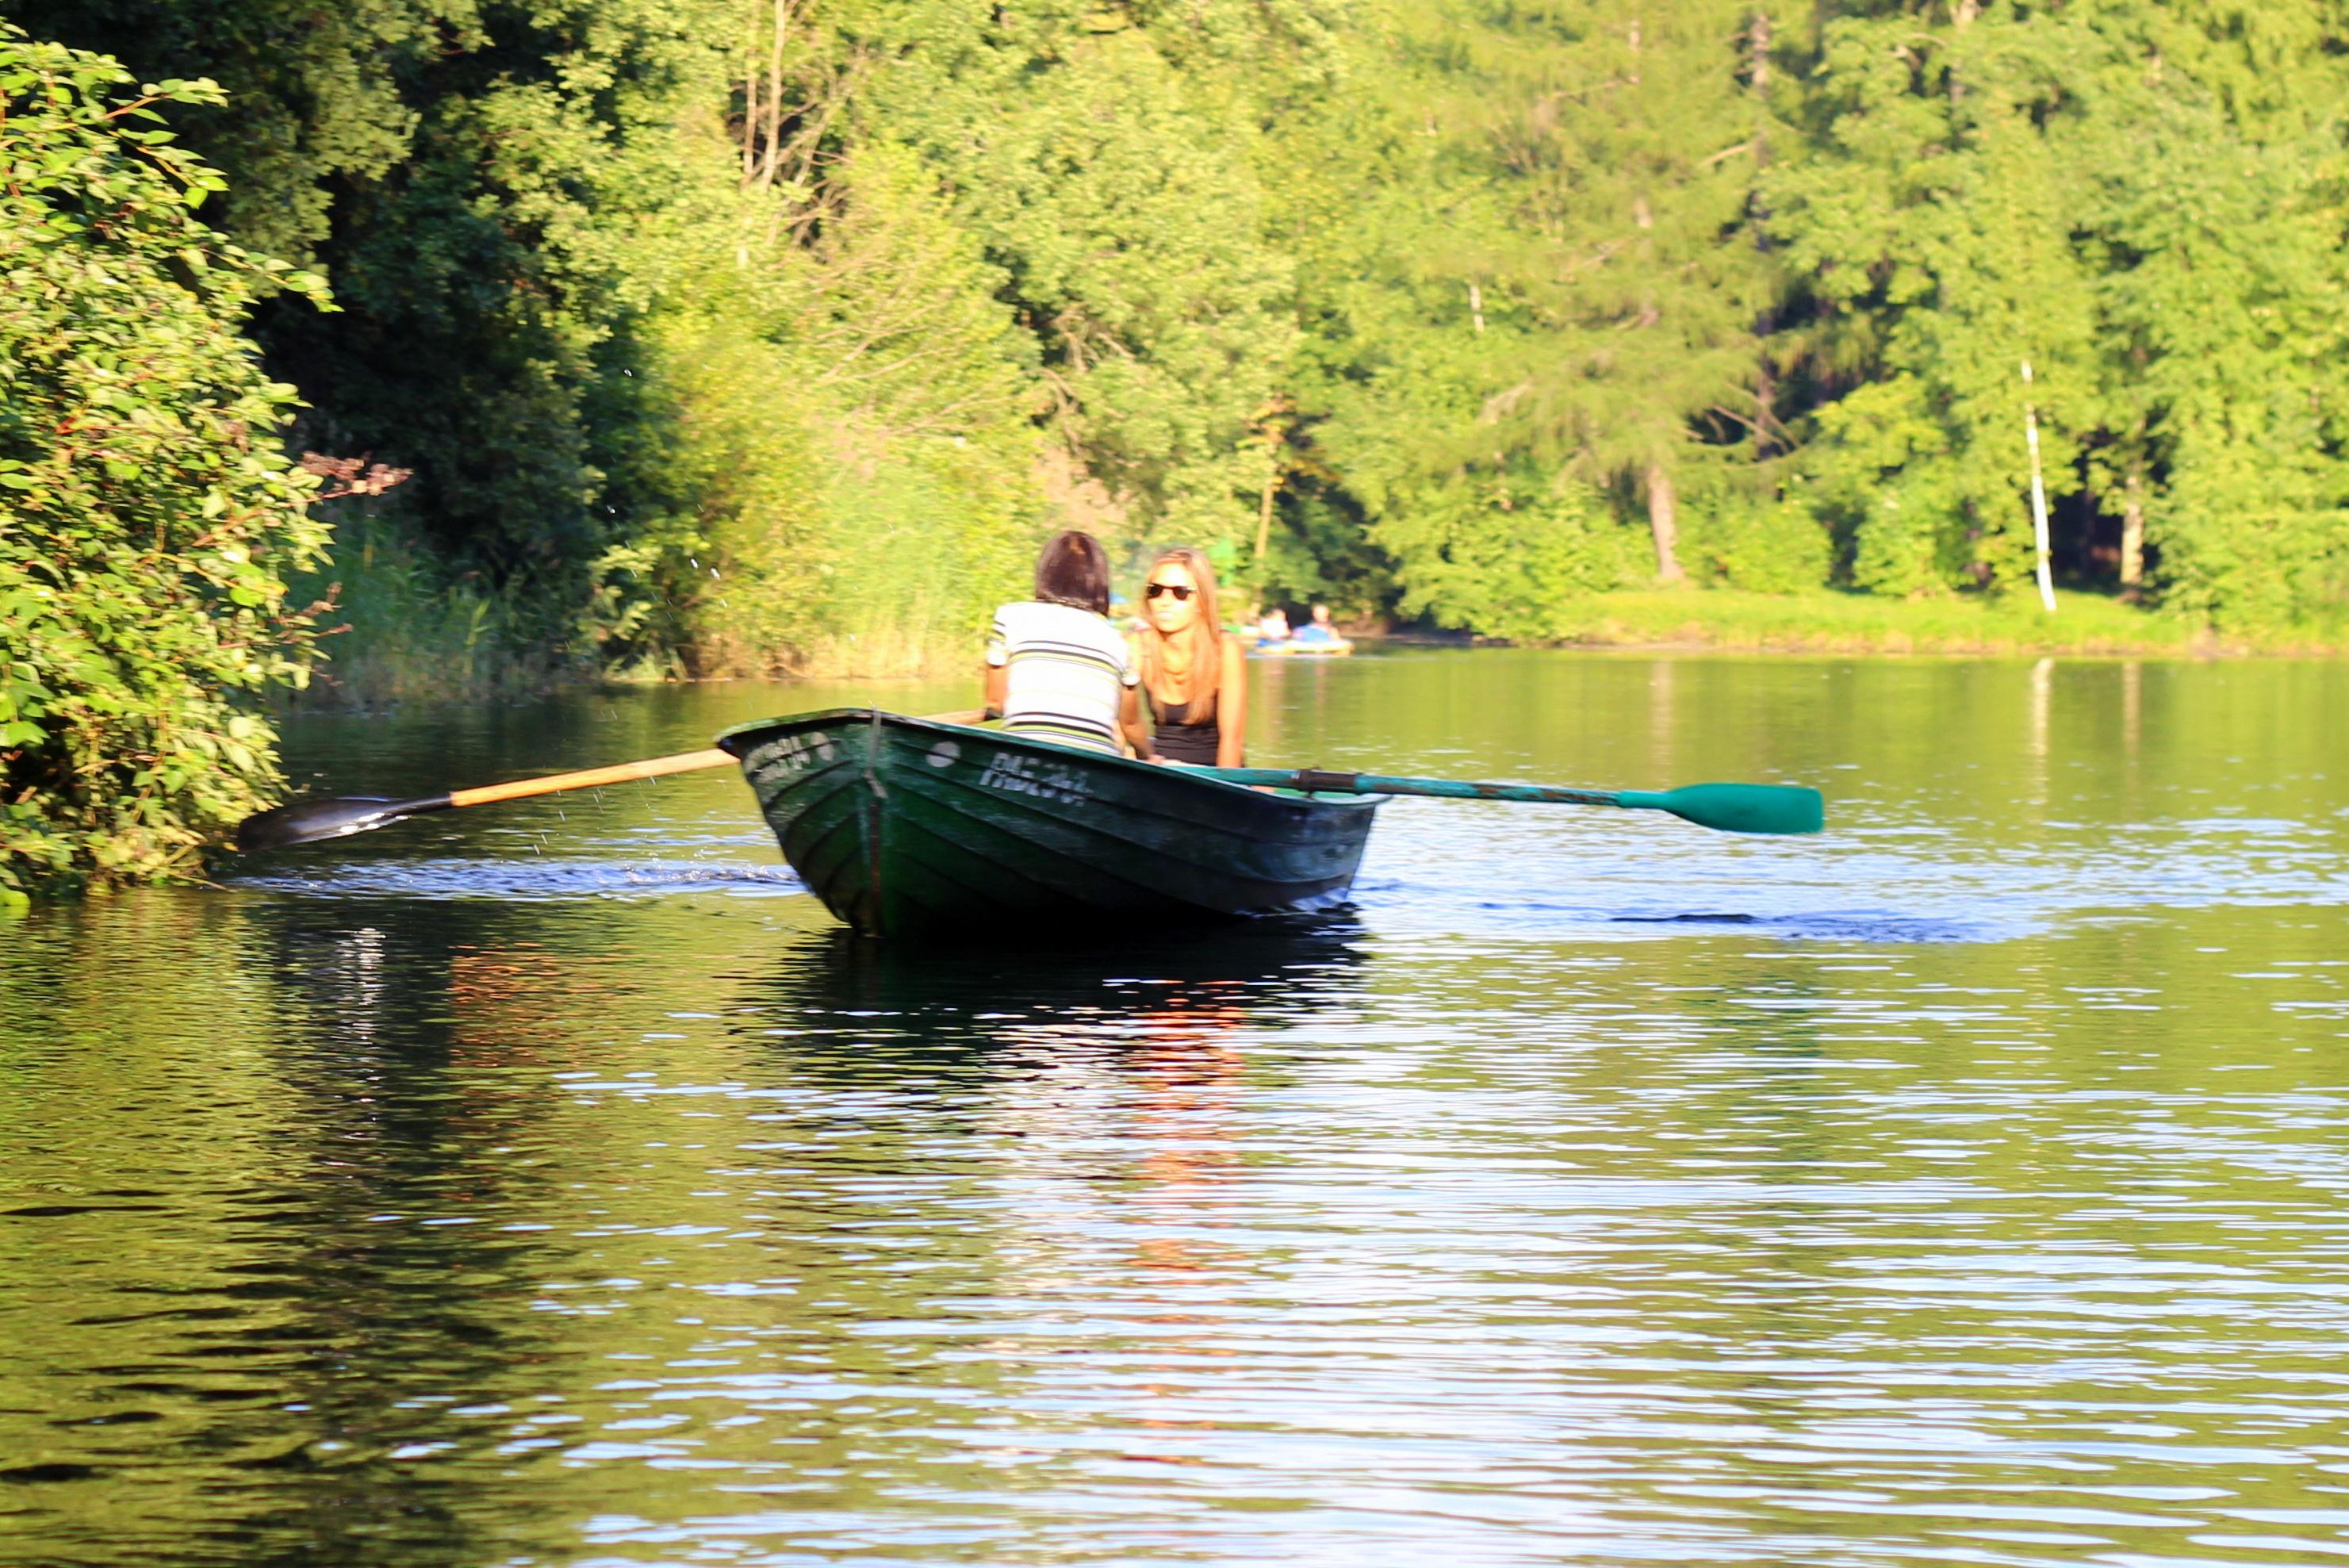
[1033,529,1111,615]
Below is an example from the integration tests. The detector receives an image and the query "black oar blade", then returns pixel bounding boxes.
[232,795,448,853]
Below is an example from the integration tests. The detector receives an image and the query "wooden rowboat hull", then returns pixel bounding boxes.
[717,709,1380,941]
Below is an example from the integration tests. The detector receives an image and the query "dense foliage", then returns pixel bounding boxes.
[0,32,351,905]
[9,0,2349,894]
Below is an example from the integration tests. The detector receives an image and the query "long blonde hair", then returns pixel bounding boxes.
[1136,546,1225,723]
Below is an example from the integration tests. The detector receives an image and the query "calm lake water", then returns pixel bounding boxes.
[5,650,2348,1567]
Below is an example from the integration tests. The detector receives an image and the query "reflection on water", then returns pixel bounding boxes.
[4,653,2348,1566]
[236,857,807,902]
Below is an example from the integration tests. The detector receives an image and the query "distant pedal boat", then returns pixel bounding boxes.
[1251,634,1352,657]
[718,709,1380,941]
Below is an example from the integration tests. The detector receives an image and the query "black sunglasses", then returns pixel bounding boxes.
[1144,582,1196,601]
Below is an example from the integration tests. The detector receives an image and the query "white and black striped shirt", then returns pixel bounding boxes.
[986,600,1137,754]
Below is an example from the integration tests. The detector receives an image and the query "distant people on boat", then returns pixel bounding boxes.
[1132,546,1248,767]
[986,530,1152,758]
[1255,605,1291,643]
[1292,604,1343,646]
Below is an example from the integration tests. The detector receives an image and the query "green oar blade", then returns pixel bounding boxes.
[1616,783,1823,836]
[1204,768,1825,835]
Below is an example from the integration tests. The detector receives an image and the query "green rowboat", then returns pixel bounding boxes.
[717,708,1380,941]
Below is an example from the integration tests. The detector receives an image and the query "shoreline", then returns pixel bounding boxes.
[289,587,2343,711]
[1489,588,2343,660]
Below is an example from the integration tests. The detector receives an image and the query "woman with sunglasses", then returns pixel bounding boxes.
[986,530,1154,758]
[1132,546,1247,768]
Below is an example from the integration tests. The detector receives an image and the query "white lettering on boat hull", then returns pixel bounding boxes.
[976,752,1090,807]
[748,730,840,792]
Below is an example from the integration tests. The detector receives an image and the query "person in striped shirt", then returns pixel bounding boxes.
[984,530,1154,758]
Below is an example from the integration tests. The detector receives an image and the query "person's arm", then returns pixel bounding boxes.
[1120,681,1154,760]
[983,610,1010,719]
[1216,634,1247,769]
[1117,632,1155,758]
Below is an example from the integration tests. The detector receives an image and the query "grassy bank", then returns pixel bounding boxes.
[298,611,986,708]
[293,567,2345,712]
[1531,588,2347,657]
[289,519,990,707]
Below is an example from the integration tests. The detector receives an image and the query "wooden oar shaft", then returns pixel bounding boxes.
[441,710,990,810]
[233,708,997,853]
[446,747,734,808]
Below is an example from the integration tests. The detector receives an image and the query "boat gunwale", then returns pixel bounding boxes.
[717,707,1386,814]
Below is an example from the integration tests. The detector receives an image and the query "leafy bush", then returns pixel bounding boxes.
[1792,380,1973,599]
[589,140,1044,678]
[2150,421,2349,636]
[1374,477,1637,642]
[0,31,340,904]
[1684,491,1834,596]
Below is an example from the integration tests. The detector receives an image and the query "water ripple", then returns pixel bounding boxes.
[7,659,2349,1567]
[229,857,808,901]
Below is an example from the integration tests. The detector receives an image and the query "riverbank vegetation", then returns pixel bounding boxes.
[0,38,379,902]
[1534,588,2340,656]
[9,2,2349,895]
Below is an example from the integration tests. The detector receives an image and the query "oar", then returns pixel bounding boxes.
[1199,767,1824,835]
[233,709,990,853]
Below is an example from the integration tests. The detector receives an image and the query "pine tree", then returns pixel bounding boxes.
[1293,0,1791,631]
[1452,0,1786,582]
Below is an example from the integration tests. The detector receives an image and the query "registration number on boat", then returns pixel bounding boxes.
[749,731,837,786]
[977,752,1090,806]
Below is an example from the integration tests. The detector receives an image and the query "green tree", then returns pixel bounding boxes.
[2074,1,2349,627]
[1778,1,2349,630]
[20,0,1335,665]
[17,0,2349,709]
[1292,0,1791,633]
[603,135,1046,674]
[2,0,437,268]
[864,1,1321,565]
[0,31,357,902]
[1462,0,1786,584]
[17,0,740,654]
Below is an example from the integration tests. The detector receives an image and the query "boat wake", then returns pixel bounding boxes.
[1347,870,2018,945]
[228,858,805,903]
[1606,909,1994,943]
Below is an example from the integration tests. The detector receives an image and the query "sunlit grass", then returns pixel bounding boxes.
[290,515,988,705]
[293,527,2347,713]
[1537,588,2346,656]
[289,517,581,706]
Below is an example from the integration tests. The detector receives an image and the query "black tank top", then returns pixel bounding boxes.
[1152,696,1223,765]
